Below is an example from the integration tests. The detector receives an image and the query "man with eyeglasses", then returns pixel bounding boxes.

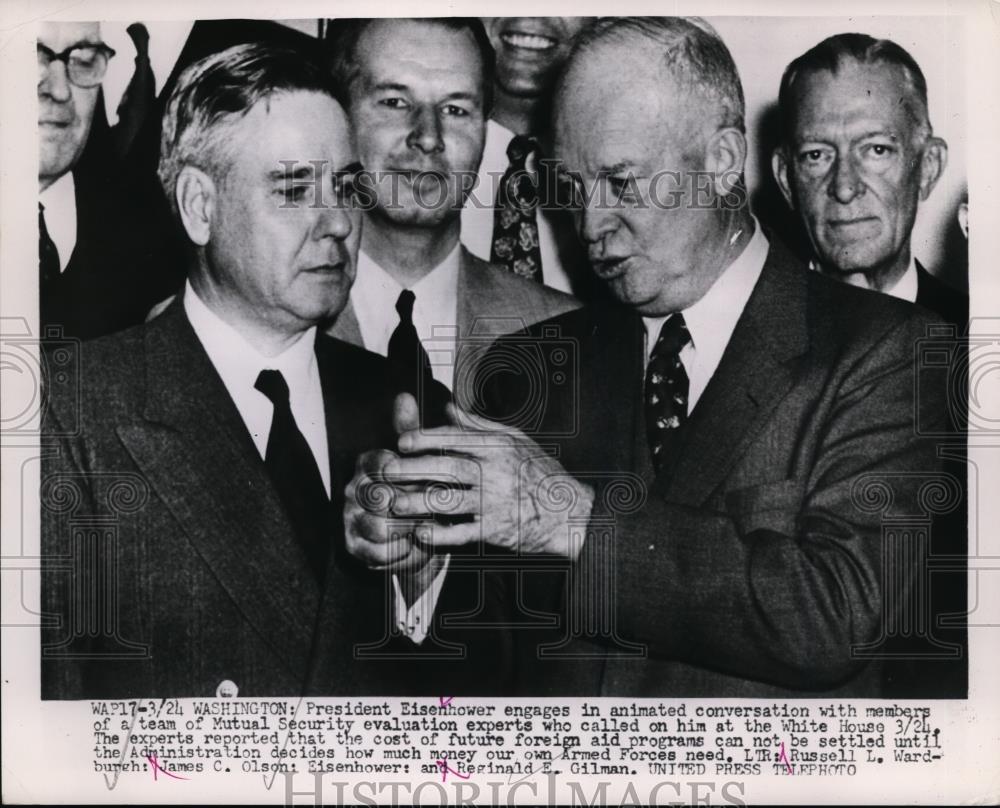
[38,21,183,341]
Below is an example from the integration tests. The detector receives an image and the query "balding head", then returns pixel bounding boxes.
[551,17,753,316]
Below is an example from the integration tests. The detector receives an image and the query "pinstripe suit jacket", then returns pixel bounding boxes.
[479,241,950,697]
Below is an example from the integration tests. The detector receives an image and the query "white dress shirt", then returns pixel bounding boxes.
[351,244,461,390]
[185,281,444,643]
[184,280,331,494]
[348,253,459,642]
[808,255,918,303]
[886,257,919,303]
[462,119,575,295]
[39,171,76,273]
[643,221,770,413]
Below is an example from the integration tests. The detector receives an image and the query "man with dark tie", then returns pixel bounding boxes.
[771,33,967,326]
[773,34,968,697]
[463,17,592,295]
[325,18,578,414]
[41,43,508,698]
[345,17,950,697]
[37,21,182,341]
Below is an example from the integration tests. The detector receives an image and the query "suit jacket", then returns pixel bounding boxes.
[478,240,950,697]
[41,297,512,698]
[915,260,968,327]
[327,246,581,407]
[40,168,185,342]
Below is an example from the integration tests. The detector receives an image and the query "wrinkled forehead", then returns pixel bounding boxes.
[39,21,101,51]
[789,59,925,136]
[355,19,484,94]
[553,42,683,168]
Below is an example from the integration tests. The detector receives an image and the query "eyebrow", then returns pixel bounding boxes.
[267,161,363,180]
[268,166,315,181]
[371,82,410,93]
[370,82,479,104]
[796,129,901,144]
[38,39,107,51]
[596,161,643,175]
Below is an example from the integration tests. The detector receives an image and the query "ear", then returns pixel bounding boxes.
[175,166,216,247]
[957,201,968,239]
[704,127,747,197]
[771,147,795,208]
[918,136,948,202]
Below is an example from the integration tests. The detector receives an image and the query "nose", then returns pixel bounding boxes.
[39,59,72,103]
[578,191,618,248]
[405,105,444,155]
[828,154,865,204]
[313,204,355,243]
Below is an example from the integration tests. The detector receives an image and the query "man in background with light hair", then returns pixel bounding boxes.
[37,21,181,340]
[772,33,967,325]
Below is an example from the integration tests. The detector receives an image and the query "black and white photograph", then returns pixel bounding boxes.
[2,0,997,804]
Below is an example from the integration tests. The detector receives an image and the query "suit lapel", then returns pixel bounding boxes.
[115,300,321,683]
[655,245,810,505]
[581,306,647,476]
[306,337,398,691]
[457,248,481,339]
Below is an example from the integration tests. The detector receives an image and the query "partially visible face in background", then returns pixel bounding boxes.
[482,17,591,99]
[38,21,103,189]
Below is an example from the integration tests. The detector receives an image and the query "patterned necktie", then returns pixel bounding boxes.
[645,314,692,472]
[387,290,448,427]
[490,135,543,282]
[254,369,330,582]
[39,203,61,287]
[113,23,155,160]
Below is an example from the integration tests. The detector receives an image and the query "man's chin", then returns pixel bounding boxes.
[377,205,459,229]
[823,247,892,277]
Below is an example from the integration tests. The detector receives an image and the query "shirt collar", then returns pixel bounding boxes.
[644,219,770,360]
[183,279,318,391]
[352,242,461,333]
[807,254,918,303]
[887,256,919,303]
[39,171,76,272]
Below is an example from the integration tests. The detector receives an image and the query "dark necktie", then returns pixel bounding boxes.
[387,290,447,427]
[39,203,60,288]
[490,135,543,282]
[645,314,692,472]
[113,23,155,160]
[254,369,330,581]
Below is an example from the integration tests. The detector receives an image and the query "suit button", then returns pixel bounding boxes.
[216,679,238,698]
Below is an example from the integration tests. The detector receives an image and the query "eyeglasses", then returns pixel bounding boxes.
[37,43,116,88]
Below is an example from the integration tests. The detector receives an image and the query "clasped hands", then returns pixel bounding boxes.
[344,393,594,582]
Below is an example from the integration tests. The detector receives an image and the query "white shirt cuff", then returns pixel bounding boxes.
[391,554,451,644]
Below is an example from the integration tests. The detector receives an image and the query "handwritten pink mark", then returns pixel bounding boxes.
[435,758,470,783]
[778,741,793,774]
[146,753,189,781]
[439,696,454,707]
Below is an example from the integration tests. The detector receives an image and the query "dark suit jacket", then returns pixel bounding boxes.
[41,297,511,698]
[478,241,949,697]
[915,260,968,327]
[328,246,581,408]
[40,168,185,342]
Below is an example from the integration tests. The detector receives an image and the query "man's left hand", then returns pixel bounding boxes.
[382,401,595,558]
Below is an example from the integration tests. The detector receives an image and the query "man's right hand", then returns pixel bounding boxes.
[344,393,441,574]
[344,445,437,574]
